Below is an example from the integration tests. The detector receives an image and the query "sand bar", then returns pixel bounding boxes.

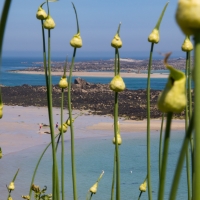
[0,105,185,156]
[13,71,169,78]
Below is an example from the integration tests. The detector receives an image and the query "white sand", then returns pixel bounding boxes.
[0,105,185,156]
[13,71,169,78]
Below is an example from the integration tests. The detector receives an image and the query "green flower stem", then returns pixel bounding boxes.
[146,42,154,200]
[61,88,65,200]
[114,91,120,200]
[29,134,59,199]
[138,191,142,200]
[193,33,200,199]
[185,51,191,200]
[114,49,118,76]
[41,20,51,124]
[68,47,78,200]
[111,151,116,200]
[89,193,93,200]
[117,49,120,74]
[159,113,164,178]
[158,112,173,200]
[0,0,12,61]
[169,114,194,200]
[72,2,79,33]
[47,29,59,200]
[188,51,192,120]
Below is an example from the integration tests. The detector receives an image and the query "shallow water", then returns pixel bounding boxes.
[0,129,189,200]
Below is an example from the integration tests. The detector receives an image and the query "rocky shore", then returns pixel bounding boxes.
[1,78,187,120]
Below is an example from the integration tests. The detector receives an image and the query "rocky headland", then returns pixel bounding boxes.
[1,78,188,120]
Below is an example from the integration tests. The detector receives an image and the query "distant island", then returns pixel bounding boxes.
[12,57,190,74]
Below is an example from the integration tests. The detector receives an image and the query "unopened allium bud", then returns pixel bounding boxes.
[139,180,147,192]
[148,29,159,43]
[43,15,55,29]
[21,195,30,200]
[0,147,2,159]
[89,170,104,194]
[58,123,68,133]
[110,75,125,92]
[112,133,122,145]
[0,108,3,119]
[66,118,74,126]
[8,182,15,190]
[176,0,200,36]
[111,33,122,49]
[36,7,47,20]
[70,32,82,48]
[58,77,68,89]
[157,54,186,113]
[181,36,193,52]
[90,182,98,194]
[31,184,40,193]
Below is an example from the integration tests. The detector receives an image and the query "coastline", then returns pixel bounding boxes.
[1,105,185,156]
[12,71,169,78]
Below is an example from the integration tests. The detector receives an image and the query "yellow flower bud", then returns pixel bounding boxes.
[7,197,12,200]
[148,29,159,44]
[21,195,30,200]
[58,77,68,89]
[58,123,68,133]
[43,15,55,30]
[89,182,98,194]
[176,0,200,36]
[139,180,147,192]
[8,182,15,190]
[109,75,125,92]
[157,54,186,113]
[36,7,47,20]
[111,33,122,49]
[0,108,3,119]
[181,36,193,52]
[0,147,2,159]
[70,32,82,48]
[66,119,74,126]
[31,184,40,193]
[112,133,122,145]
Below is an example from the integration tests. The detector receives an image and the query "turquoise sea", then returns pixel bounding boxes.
[0,57,190,199]
[0,57,170,90]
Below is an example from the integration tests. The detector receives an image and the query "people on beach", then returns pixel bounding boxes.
[39,123,42,130]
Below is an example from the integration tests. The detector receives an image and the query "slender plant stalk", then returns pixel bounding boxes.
[111,151,116,200]
[146,42,154,200]
[29,134,59,199]
[47,29,60,200]
[185,51,191,200]
[158,112,173,200]
[0,0,12,61]
[159,113,164,178]
[68,48,78,200]
[89,193,93,200]
[169,114,194,200]
[138,191,142,200]
[114,91,120,200]
[61,88,65,200]
[193,33,200,199]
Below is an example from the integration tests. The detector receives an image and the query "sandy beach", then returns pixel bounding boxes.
[13,71,169,78]
[0,105,187,199]
[1,105,184,156]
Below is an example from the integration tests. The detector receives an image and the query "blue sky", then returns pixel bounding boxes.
[0,0,189,58]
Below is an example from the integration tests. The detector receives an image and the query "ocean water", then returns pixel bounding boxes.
[0,57,169,90]
[0,130,188,200]
[0,57,190,199]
